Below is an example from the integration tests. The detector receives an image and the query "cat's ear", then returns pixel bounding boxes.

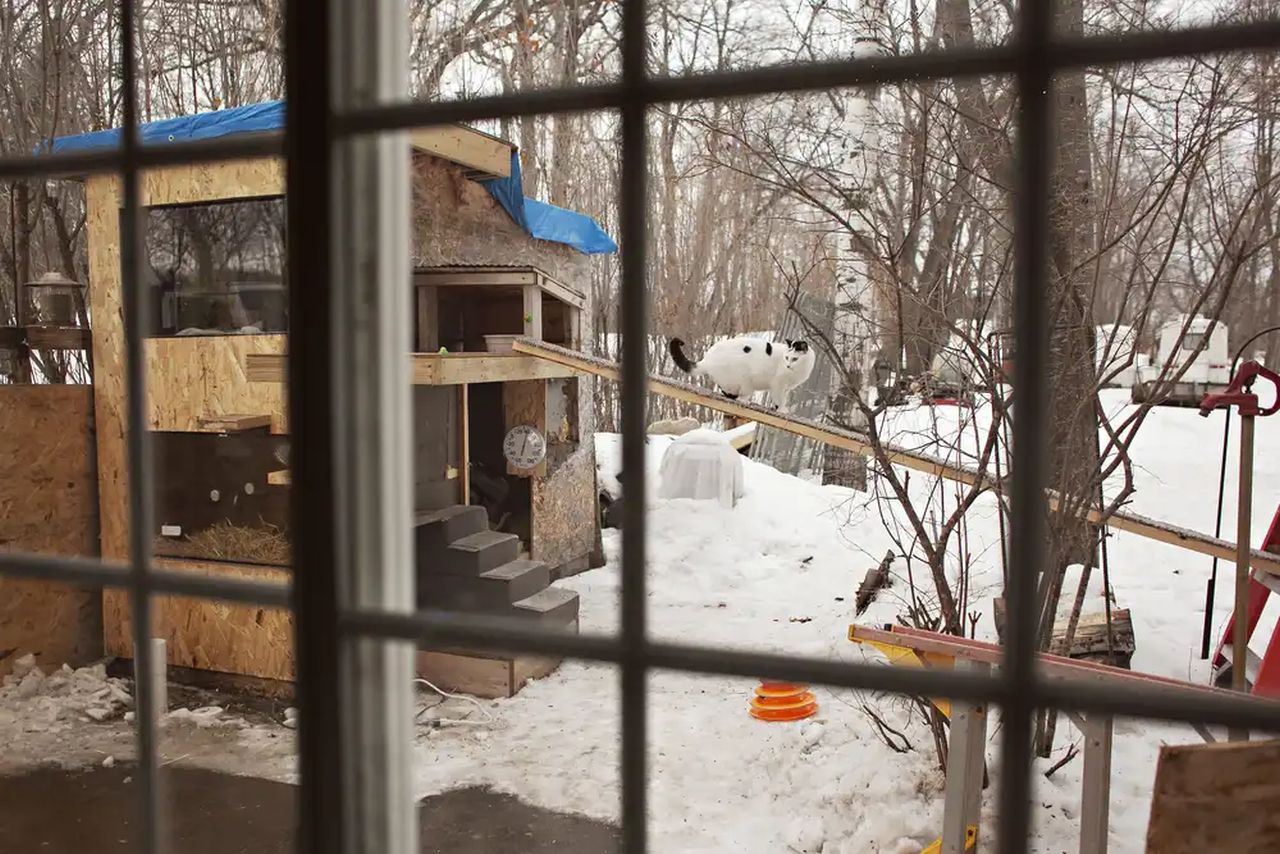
[783,338,793,347]
[793,340,809,353]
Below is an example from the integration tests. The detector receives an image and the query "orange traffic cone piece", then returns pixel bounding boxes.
[749,680,818,722]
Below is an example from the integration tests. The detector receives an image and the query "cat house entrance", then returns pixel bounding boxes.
[467,382,532,547]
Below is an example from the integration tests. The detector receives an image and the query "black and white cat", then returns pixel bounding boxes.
[669,336,816,411]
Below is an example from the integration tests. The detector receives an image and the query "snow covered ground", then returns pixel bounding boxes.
[3,389,1278,852]
[413,389,1280,852]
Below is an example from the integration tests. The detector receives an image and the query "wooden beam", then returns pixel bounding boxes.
[851,624,1280,711]
[25,325,91,350]
[1079,713,1113,854]
[416,285,439,351]
[942,660,989,854]
[195,413,273,433]
[460,383,470,505]
[523,284,543,339]
[246,352,578,387]
[415,270,537,287]
[412,267,586,308]
[536,271,586,310]
[513,337,1280,576]
[410,125,513,179]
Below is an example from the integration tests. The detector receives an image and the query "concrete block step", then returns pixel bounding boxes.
[512,586,580,628]
[419,559,550,612]
[414,505,488,553]
[430,530,520,576]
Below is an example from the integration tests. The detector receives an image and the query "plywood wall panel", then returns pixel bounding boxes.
[145,334,288,433]
[104,558,293,682]
[0,385,102,676]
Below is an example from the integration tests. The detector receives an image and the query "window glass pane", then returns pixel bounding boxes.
[143,197,288,338]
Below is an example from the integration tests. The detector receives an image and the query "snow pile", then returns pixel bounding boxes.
[0,655,133,732]
[164,705,232,728]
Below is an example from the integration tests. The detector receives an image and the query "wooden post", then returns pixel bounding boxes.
[1079,713,1113,854]
[417,285,439,351]
[523,284,543,340]
[460,383,470,504]
[942,661,988,853]
[568,306,582,349]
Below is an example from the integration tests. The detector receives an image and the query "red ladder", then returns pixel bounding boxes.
[1210,506,1280,697]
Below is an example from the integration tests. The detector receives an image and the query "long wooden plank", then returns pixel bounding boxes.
[195,413,273,432]
[513,338,1280,575]
[409,126,513,179]
[852,624,1280,709]
[246,352,578,386]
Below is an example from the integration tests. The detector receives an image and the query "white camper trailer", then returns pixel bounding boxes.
[1131,315,1231,405]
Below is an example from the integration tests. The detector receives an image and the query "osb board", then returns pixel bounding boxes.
[532,445,599,571]
[145,334,288,433]
[0,578,103,677]
[0,385,102,676]
[104,558,293,682]
[1145,739,1280,852]
[503,380,547,478]
[85,159,282,562]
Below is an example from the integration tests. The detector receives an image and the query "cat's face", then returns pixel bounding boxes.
[781,339,811,370]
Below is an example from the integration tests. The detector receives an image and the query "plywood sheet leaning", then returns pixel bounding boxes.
[532,446,598,573]
[85,158,284,563]
[146,334,288,433]
[0,385,102,676]
[1145,739,1280,853]
[104,558,293,682]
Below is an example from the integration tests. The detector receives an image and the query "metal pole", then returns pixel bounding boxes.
[1230,413,1254,740]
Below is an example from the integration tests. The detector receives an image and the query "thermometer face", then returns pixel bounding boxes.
[503,425,546,469]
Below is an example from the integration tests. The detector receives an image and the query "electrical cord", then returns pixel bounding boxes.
[1200,324,1280,660]
[413,677,497,728]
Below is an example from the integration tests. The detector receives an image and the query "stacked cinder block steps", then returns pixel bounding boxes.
[414,505,579,697]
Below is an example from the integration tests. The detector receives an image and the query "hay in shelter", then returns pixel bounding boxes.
[156,520,292,566]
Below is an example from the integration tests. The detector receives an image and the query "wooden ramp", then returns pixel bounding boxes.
[513,338,1280,575]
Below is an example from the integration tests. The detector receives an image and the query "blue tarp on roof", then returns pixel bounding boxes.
[482,151,617,255]
[39,101,286,153]
[39,101,617,257]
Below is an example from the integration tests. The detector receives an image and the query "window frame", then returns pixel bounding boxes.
[0,2,1277,854]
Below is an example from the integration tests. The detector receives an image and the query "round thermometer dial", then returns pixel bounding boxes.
[503,425,547,470]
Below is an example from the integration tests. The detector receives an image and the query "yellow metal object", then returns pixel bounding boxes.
[920,824,977,854]
[852,631,955,719]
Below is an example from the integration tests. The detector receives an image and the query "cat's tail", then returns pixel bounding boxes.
[669,338,698,373]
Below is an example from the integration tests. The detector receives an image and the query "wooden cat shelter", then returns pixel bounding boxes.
[45,102,615,697]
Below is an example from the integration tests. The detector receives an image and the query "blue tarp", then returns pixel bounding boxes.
[39,101,286,153]
[482,151,617,255]
[39,101,617,257]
